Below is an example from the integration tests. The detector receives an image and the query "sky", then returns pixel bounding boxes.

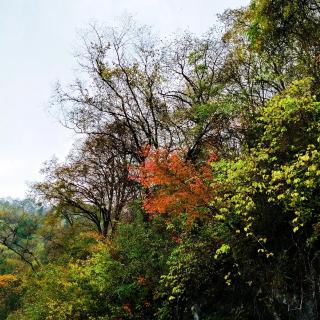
[0,0,249,199]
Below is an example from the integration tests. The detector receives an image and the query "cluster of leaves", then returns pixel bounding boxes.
[129,147,215,221]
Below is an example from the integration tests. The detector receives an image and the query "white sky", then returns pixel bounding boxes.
[0,0,249,199]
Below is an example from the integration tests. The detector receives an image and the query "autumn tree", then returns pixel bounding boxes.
[54,21,242,162]
[34,133,137,237]
[0,274,21,319]
[129,147,215,222]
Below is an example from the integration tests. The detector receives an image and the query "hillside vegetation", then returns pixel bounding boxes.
[2,1,320,319]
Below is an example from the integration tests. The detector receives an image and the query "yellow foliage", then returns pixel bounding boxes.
[0,274,17,288]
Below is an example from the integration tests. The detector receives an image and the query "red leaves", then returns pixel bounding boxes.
[122,303,133,316]
[137,275,146,285]
[129,146,216,221]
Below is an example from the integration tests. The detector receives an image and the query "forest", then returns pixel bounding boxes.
[1,0,320,319]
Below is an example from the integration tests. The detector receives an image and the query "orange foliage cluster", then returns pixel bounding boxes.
[137,275,146,285]
[123,303,133,316]
[129,147,215,220]
[0,274,17,288]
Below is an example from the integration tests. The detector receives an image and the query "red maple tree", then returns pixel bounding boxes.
[129,147,216,221]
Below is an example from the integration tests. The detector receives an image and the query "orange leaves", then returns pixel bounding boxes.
[137,275,146,285]
[0,274,17,288]
[129,147,215,221]
[123,303,133,316]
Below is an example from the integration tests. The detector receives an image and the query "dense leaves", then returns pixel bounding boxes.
[129,147,214,221]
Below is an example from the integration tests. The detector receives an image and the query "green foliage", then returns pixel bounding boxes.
[207,78,320,318]
[12,212,173,319]
[248,0,320,48]
[246,0,320,93]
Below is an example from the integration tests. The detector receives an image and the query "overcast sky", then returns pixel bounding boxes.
[0,0,249,199]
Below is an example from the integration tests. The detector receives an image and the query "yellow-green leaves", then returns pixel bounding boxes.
[214,244,230,260]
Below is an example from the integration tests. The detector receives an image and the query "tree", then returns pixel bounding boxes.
[0,207,40,271]
[34,133,136,236]
[54,21,242,162]
[129,147,215,222]
[209,78,320,319]
[246,0,320,91]
[0,274,21,319]
[11,212,173,320]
